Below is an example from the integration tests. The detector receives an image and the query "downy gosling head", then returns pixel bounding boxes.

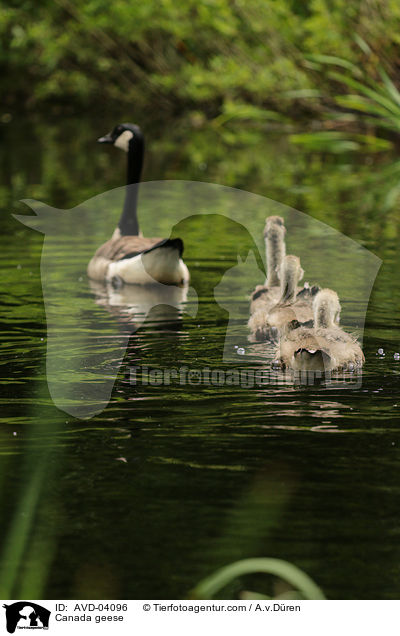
[313,288,341,329]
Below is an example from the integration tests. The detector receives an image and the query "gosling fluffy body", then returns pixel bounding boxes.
[249,254,316,341]
[277,288,364,372]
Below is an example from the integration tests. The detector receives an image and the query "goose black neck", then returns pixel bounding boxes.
[119,134,144,236]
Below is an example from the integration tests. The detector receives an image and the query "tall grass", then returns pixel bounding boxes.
[291,38,400,152]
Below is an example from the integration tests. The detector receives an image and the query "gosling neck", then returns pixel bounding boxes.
[315,302,336,329]
[279,268,298,303]
[265,225,285,287]
[119,134,144,236]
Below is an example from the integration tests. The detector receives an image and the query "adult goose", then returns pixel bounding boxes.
[276,288,364,372]
[87,123,189,287]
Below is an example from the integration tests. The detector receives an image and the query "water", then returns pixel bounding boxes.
[0,114,400,599]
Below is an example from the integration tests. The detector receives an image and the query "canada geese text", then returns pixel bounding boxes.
[87,123,189,287]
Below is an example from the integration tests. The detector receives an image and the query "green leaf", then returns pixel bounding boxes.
[329,70,400,117]
[306,54,363,77]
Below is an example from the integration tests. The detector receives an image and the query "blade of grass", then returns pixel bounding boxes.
[378,67,400,108]
[306,54,362,77]
[191,558,326,600]
[0,460,46,598]
[329,71,400,117]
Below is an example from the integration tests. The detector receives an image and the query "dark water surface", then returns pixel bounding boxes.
[0,115,400,600]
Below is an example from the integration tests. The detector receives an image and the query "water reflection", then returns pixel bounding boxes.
[89,278,195,328]
[0,116,400,599]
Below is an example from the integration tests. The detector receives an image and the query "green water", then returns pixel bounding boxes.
[0,115,400,600]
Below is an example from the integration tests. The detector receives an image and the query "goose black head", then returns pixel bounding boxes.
[97,123,143,153]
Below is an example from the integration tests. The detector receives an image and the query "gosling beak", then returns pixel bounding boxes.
[97,133,113,144]
[295,348,318,356]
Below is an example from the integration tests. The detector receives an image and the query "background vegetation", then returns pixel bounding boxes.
[2,0,400,234]
[1,0,400,126]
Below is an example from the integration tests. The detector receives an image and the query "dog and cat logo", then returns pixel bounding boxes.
[2,603,50,633]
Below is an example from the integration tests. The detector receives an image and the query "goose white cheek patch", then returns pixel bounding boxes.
[114,130,133,152]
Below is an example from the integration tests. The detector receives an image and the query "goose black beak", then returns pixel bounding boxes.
[97,133,113,144]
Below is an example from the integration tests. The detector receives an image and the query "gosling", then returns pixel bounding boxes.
[249,215,286,316]
[249,254,316,341]
[276,288,364,372]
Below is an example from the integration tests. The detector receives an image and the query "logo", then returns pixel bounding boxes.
[3,603,50,633]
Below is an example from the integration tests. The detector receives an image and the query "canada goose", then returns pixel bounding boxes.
[276,288,364,372]
[87,123,189,286]
[248,254,317,341]
[249,216,286,315]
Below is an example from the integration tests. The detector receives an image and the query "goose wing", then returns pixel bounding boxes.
[95,236,164,262]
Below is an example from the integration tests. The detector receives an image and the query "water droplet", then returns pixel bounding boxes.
[237,348,245,355]
[394,353,400,361]
[378,348,384,356]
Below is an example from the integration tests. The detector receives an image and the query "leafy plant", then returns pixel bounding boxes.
[291,38,400,152]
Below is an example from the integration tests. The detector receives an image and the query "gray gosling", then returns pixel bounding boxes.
[249,254,315,341]
[250,215,286,316]
[276,288,364,372]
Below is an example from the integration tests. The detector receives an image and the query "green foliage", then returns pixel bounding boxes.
[289,42,400,153]
[0,3,349,109]
[2,0,400,144]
